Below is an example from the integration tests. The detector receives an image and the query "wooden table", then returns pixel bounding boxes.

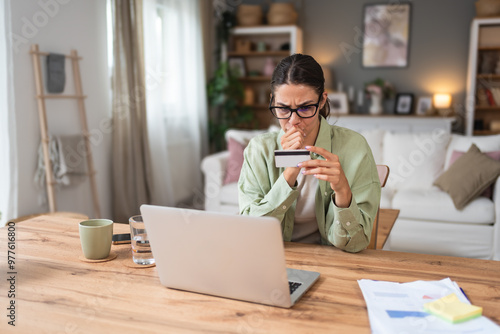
[1,215,499,333]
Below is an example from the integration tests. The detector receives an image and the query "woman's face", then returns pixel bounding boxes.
[273,84,326,140]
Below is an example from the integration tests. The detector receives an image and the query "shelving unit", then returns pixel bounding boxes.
[227,25,302,128]
[465,17,500,136]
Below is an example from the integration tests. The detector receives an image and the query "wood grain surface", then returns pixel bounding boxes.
[0,215,499,333]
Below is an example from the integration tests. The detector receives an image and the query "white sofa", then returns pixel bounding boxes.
[201,128,500,260]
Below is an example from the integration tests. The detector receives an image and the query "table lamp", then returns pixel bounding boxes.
[433,93,452,116]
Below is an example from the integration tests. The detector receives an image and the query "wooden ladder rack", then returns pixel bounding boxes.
[30,44,101,218]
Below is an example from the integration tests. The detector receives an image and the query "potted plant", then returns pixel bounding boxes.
[207,10,257,152]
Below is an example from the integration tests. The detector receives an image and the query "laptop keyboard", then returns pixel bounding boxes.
[289,281,302,294]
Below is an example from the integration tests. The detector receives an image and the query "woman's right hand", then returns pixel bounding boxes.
[280,125,306,150]
[280,125,305,187]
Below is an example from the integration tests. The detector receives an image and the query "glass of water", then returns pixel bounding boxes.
[129,215,155,265]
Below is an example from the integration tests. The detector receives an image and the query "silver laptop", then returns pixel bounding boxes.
[140,204,320,308]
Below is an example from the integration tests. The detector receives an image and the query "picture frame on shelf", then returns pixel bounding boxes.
[394,93,414,114]
[228,57,246,78]
[362,3,411,68]
[416,96,432,115]
[328,92,349,114]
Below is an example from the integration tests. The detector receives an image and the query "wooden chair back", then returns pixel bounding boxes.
[367,165,390,250]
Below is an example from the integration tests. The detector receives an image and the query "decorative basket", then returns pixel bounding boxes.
[475,0,500,17]
[267,3,298,26]
[237,5,263,27]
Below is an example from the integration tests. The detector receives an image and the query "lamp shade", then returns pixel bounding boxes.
[433,94,451,109]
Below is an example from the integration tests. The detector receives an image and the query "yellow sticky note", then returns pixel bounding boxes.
[423,293,482,324]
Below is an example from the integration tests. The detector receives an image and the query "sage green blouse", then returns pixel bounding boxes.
[238,116,381,253]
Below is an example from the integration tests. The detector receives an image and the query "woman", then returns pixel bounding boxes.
[238,54,380,252]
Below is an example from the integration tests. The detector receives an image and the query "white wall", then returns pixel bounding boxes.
[6,0,112,219]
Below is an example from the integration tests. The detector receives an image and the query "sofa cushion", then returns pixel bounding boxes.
[223,126,281,185]
[223,137,246,185]
[433,144,500,210]
[359,129,384,164]
[444,134,500,170]
[220,182,239,206]
[382,130,451,191]
[393,187,495,224]
[380,187,394,209]
[386,218,494,259]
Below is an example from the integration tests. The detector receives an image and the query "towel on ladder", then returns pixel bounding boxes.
[46,53,65,93]
[34,135,88,204]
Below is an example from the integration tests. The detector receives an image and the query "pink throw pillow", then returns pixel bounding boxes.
[223,137,246,185]
[449,149,500,198]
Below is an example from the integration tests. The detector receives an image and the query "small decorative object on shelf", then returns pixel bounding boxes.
[244,87,255,105]
[357,90,365,113]
[433,93,453,116]
[228,57,246,77]
[267,3,298,25]
[256,41,267,52]
[394,93,415,115]
[328,92,349,114]
[236,4,263,27]
[263,57,275,77]
[235,39,252,53]
[364,78,396,115]
[479,51,498,74]
[475,0,500,17]
[416,96,433,116]
[490,120,500,132]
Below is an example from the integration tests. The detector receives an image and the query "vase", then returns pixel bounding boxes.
[369,94,383,115]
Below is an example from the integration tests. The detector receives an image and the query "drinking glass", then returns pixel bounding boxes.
[129,215,155,265]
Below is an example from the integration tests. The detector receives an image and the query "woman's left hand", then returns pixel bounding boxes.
[298,146,352,208]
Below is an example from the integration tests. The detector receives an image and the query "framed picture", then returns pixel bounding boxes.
[362,3,411,68]
[228,57,246,77]
[394,93,414,114]
[328,92,349,114]
[416,96,432,115]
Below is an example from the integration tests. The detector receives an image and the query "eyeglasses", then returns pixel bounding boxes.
[269,95,321,119]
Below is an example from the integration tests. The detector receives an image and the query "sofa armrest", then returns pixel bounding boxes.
[201,151,229,185]
[201,151,230,211]
[493,176,500,260]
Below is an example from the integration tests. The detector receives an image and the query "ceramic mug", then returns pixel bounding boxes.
[79,219,113,259]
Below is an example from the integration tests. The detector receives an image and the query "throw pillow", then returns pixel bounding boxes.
[433,144,500,210]
[449,149,500,198]
[223,137,246,185]
[443,133,500,170]
[223,126,281,185]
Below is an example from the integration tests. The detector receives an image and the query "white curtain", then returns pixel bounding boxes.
[0,0,18,226]
[143,0,208,206]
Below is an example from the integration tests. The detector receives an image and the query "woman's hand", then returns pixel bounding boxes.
[280,126,306,187]
[280,125,306,150]
[298,146,352,208]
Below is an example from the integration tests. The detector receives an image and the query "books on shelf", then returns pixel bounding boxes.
[486,88,496,106]
[491,87,500,106]
[478,86,500,106]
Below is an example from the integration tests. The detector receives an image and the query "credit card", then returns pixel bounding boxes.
[274,149,311,167]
